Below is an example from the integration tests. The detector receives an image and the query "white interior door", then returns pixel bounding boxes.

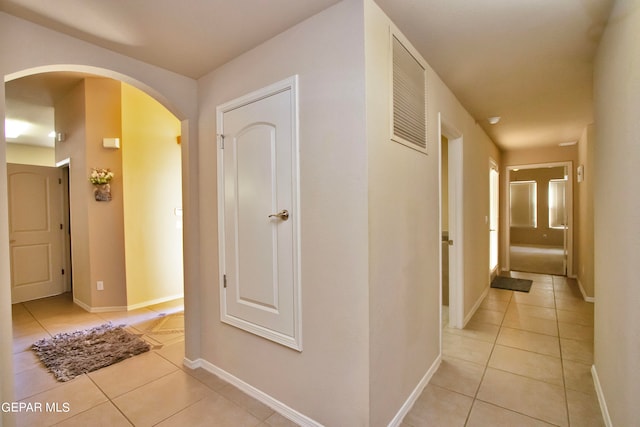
[8,164,65,303]
[217,77,301,350]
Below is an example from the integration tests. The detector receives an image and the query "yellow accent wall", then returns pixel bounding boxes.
[121,83,183,307]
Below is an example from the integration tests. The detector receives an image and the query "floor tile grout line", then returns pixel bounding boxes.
[12,296,192,426]
[471,397,565,427]
[462,289,512,426]
[20,301,55,340]
[553,276,572,427]
[82,374,136,427]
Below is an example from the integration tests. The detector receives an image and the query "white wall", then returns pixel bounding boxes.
[593,0,640,425]
[196,1,370,425]
[0,12,198,421]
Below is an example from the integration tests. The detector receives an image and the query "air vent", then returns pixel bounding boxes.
[392,34,427,153]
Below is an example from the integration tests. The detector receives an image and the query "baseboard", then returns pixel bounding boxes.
[126,293,184,311]
[74,294,184,313]
[73,297,128,313]
[576,278,595,303]
[591,365,613,427]
[387,354,442,427]
[184,357,323,427]
[463,286,490,327]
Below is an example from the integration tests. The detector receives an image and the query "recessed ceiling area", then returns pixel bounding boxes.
[1,0,615,151]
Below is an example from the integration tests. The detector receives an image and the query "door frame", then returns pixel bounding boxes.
[489,158,499,279]
[505,161,573,276]
[216,76,302,351]
[57,158,72,294]
[439,114,464,329]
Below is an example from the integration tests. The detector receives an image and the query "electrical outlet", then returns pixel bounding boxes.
[97,281,104,291]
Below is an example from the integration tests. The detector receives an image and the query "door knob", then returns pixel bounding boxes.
[268,210,289,221]
[448,240,454,246]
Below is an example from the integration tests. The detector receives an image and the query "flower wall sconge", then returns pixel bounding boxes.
[89,168,114,201]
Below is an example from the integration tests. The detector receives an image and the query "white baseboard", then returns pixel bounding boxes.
[576,278,595,303]
[73,298,127,313]
[183,357,323,427]
[463,286,490,327]
[73,294,183,313]
[126,293,184,311]
[387,354,442,427]
[591,365,612,427]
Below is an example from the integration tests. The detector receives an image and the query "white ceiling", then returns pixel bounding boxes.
[1,0,614,150]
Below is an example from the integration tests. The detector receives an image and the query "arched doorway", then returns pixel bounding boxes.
[1,62,198,418]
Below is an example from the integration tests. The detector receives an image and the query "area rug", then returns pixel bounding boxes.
[32,323,150,382]
[491,276,533,293]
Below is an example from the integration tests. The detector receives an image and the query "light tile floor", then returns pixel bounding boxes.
[12,273,603,427]
[402,272,604,427]
[11,293,298,427]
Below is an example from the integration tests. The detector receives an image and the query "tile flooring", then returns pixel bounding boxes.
[11,272,602,426]
[402,272,603,427]
[11,293,296,427]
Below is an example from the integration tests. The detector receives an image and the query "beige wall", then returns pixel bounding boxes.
[0,4,502,425]
[122,83,183,307]
[593,0,640,425]
[55,78,128,308]
[365,3,440,424]
[431,69,503,320]
[84,78,127,308]
[510,167,565,247]
[0,12,199,415]
[197,1,370,424]
[55,81,91,305]
[441,136,449,232]
[5,143,55,166]
[577,125,594,297]
[501,146,578,275]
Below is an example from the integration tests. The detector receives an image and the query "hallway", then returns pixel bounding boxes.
[403,273,601,427]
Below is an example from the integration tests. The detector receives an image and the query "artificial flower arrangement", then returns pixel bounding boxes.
[89,168,114,185]
[89,168,114,201]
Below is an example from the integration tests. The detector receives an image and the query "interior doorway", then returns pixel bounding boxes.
[506,162,573,276]
[440,115,464,329]
[4,72,184,309]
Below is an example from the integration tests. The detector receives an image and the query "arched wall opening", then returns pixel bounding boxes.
[1,62,199,414]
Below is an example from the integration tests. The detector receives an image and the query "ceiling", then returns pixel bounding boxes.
[1,0,614,150]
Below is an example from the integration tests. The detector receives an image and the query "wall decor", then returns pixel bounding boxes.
[89,168,114,201]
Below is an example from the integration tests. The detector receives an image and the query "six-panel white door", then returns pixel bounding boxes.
[217,77,301,350]
[8,164,65,303]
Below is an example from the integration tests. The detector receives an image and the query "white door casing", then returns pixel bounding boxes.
[8,164,65,303]
[217,76,302,351]
[439,115,464,330]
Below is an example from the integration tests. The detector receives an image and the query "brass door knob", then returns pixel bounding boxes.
[268,210,289,221]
